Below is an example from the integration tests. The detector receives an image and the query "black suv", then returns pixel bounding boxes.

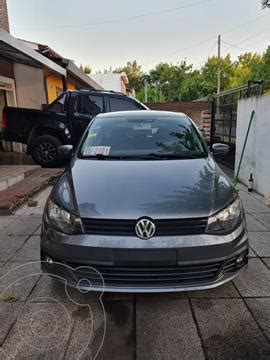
[2,90,148,167]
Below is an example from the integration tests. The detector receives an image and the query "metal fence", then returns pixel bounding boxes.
[210,81,264,169]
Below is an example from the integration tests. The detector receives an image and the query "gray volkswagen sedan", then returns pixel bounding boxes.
[41,111,248,292]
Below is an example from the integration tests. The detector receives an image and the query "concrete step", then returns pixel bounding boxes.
[0,168,63,215]
[0,165,41,191]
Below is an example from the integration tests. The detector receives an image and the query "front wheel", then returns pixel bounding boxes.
[31,135,63,167]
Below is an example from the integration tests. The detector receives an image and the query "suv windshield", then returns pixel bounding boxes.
[79,115,208,159]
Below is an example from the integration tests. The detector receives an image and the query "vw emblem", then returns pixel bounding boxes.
[135,219,156,240]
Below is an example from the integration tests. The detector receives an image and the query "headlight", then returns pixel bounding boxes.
[46,198,83,234]
[206,198,243,235]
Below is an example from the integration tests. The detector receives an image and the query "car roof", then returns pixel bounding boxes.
[96,110,188,118]
[76,89,129,96]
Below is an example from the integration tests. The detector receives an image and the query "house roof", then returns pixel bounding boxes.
[0,31,103,90]
[0,29,66,75]
[18,38,103,90]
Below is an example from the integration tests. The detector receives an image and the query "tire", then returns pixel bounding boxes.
[31,135,63,167]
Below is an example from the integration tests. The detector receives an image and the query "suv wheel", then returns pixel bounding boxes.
[31,135,63,167]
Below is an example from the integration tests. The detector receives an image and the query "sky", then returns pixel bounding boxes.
[6,0,270,73]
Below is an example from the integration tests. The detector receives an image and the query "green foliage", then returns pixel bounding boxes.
[105,45,270,102]
[0,295,19,303]
[147,61,192,101]
[201,54,235,92]
[136,86,166,103]
[229,53,263,88]
[179,71,214,101]
[79,64,92,74]
[114,60,144,92]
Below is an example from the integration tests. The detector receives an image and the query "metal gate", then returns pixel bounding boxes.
[210,81,264,169]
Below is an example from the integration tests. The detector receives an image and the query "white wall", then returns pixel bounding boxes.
[91,73,123,93]
[13,63,46,109]
[236,94,270,198]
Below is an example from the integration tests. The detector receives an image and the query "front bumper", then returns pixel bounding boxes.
[40,224,248,293]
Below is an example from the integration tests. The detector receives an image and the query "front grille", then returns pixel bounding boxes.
[81,217,207,236]
[66,261,223,288]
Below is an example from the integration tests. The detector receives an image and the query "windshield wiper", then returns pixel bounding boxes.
[80,153,208,160]
[81,154,151,160]
[145,153,208,159]
[81,154,124,160]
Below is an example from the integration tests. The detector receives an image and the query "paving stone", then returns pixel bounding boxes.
[4,216,41,236]
[262,258,270,269]
[66,301,134,360]
[252,214,270,231]
[239,190,256,201]
[249,246,257,257]
[192,299,270,359]
[29,274,102,304]
[0,300,76,359]
[241,199,270,214]
[11,236,40,262]
[246,298,270,341]
[0,302,24,346]
[64,303,103,360]
[136,299,204,360]
[33,225,41,236]
[29,275,75,303]
[245,214,268,232]
[187,281,239,298]
[233,259,270,297]
[0,216,19,231]
[0,262,41,301]
[249,232,270,257]
[0,235,27,261]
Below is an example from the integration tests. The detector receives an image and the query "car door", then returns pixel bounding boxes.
[108,94,147,112]
[72,93,104,144]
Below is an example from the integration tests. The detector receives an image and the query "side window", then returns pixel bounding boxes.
[110,96,143,112]
[48,93,67,113]
[77,94,103,116]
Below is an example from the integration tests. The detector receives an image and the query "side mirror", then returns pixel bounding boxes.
[58,145,73,160]
[212,143,230,158]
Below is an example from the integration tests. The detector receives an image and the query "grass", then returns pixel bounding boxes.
[0,295,19,303]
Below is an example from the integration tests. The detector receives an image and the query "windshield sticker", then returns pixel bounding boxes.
[133,123,152,130]
[84,146,111,156]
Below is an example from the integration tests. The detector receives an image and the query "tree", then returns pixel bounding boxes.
[79,65,91,74]
[250,46,270,87]
[114,60,144,92]
[179,71,214,101]
[201,54,234,93]
[229,53,263,88]
[148,61,192,101]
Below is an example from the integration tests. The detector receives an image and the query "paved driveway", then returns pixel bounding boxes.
[0,185,270,359]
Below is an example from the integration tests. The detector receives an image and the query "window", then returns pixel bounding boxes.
[110,96,143,112]
[47,93,67,113]
[76,94,103,116]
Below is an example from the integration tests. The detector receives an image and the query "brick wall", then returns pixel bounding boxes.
[0,0,10,32]
[146,101,212,141]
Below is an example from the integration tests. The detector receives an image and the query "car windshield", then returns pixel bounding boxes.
[78,115,208,160]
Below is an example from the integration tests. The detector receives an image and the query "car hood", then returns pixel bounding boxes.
[70,157,236,219]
